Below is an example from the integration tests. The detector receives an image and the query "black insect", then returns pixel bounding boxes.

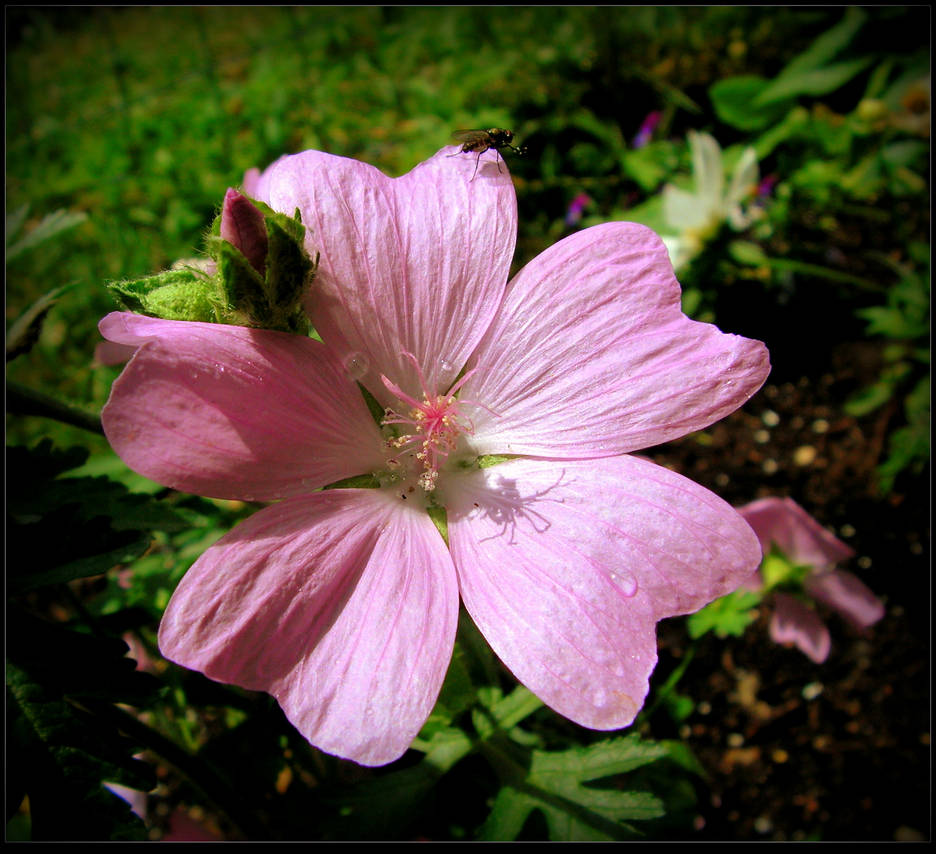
[449,128,526,180]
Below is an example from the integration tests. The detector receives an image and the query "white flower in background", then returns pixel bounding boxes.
[661,131,760,270]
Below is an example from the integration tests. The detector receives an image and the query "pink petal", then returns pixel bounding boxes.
[459,221,770,458]
[242,155,288,203]
[442,455,762,730]
[770,591,830,663]
[804,569,885,629]
[94,339,137,366]
[158,489,459,766]
[99,312,385,501]
[737,496,854,570]
[264,147,517,406]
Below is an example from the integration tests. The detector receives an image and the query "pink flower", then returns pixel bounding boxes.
[100,145,770,766]
[564,192,592,227]
[632,110,663,149]
[738,497,885,663]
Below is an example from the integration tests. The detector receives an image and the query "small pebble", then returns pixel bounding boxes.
[754,816,773,834]
[802,682,824,701]
[793,445,817,466]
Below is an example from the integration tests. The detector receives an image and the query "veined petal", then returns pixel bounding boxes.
[441,456,761,730]
[242,154,288,203]
[737,497,854,571]
[804,569,885,630]
[265,147,517,405]
[100,312,385,501]
[158,489,459,766]
[770,592,830,663]
[461,222,770,458]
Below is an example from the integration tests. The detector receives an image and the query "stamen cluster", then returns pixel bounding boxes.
[380,354,476,492]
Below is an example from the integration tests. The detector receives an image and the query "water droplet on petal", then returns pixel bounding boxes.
[608,568,638,597]
[440,359,453,375]
[343,351,369,380]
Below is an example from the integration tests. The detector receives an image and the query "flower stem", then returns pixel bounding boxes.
[7,380,104,435]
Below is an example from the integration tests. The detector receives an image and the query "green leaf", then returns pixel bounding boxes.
[858,306,928,340]
[421,642,475,732]
[844,379,899,417]
[6,609,160,840]
[6,284,77,362]
[107,267,219,322]
[778,8,867,79]
[475,684,544,737]
[709,75,792,131]
[728,240,769,267]
[687,589,763,639]
[7,442,187,593]
[320,723,475,840]
[753,8,869,106]
[876,374,931,493]
[478,735,677,841]
[5,206,88,263]
[757,57,875,106]
[620,142,677,192]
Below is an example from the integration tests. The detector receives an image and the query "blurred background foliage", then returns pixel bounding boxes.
[5,5,930,842]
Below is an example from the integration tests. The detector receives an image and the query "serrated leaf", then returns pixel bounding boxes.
[6,284,76,362]
[6,608,160,841]
[479,735,675,841]
[7,608,162,706]
[8,520,152,594]
[7,660,155,841]
[7,442,187,593]
[687,589,763,639]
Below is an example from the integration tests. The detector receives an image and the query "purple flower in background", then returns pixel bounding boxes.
[756,174,778,199]
[563,192,592,227]
[738,497,885,663]
[632,110,663,149]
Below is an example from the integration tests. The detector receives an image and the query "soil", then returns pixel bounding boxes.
[644,337,931,842]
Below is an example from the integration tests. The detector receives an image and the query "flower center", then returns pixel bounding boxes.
[380,353,476,492]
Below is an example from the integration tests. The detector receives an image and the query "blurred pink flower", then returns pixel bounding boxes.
[632,110,663,149]
[100,145,770,766]
[564,192,592,227]
[738,497,885,663]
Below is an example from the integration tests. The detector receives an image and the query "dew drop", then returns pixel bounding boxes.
[439,358,453,375]
[343,351,369,380]
[608,568,638,597]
